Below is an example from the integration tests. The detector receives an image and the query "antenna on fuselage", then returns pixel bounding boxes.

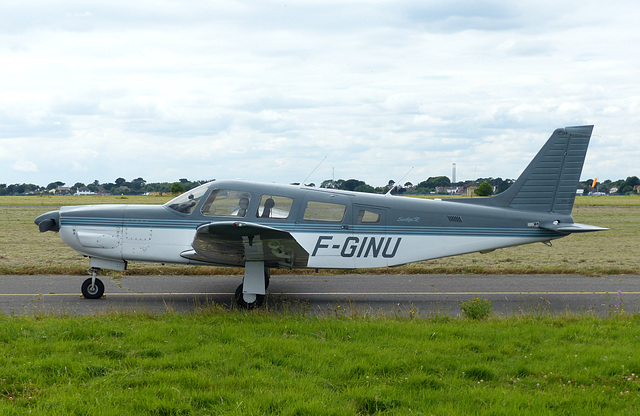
[385,166,414,196]
[300,156,327,188]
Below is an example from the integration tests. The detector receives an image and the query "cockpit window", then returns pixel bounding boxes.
[257,195,293,219]
[164,183,209,214]
[201,189,252,217]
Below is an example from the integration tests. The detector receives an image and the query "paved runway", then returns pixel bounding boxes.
[1,274,639,316]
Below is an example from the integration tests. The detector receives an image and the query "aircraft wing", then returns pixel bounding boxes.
[181,221,309,268]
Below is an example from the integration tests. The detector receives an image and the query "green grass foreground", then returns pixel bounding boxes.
[1,310,640,415]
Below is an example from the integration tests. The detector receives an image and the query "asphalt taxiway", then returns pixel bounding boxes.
[1,274,639,316]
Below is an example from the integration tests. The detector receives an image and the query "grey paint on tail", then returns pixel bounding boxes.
[455,125,594,214]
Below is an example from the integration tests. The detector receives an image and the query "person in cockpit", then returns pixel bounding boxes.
[260,198,275,218]
[237,197,249,217]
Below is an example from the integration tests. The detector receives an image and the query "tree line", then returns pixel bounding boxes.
[0,178,210,196]
[0,176,638,196]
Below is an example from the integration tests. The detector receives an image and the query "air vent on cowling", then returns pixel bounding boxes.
[447,215,463,223]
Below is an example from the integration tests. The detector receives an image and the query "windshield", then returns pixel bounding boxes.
[164,183,211,214]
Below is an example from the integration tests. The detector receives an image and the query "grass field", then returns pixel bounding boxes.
[1,311,640,415]
[1,195,638,275]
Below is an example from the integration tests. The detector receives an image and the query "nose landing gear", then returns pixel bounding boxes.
[82,267,105,299]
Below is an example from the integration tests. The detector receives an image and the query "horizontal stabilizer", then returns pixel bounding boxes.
[539,222,609,233]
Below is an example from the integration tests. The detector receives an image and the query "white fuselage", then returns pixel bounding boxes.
[60,222,556,270]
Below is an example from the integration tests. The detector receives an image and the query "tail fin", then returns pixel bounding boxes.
[459,125,594,214]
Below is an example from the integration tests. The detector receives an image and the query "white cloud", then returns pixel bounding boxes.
[11,160,38,172]
[0,0,639,187]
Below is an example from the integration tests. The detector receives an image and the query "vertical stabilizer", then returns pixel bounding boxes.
[456,125,594,214]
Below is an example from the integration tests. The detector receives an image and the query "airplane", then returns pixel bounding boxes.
[35,125,607,308]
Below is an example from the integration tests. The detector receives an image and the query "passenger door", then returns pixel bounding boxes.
[296,193,354,268]
[352,205,393,268]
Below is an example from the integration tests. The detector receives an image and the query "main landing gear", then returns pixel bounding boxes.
[234,261,270,309]
[82,267,105,299]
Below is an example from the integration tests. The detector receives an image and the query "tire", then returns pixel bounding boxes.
[264,267,271,290]
[234,284,265,309]
[81,277,105,299]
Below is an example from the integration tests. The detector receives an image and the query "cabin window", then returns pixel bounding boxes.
[356,209,381,224]
[257,195,293,219]
[164,183,210,214]
[303,201,346,222]
[201,189,252,217]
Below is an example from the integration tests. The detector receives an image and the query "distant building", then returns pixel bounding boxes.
[436,186,463,195]
[54,186,71,195]
[75,186,96,196]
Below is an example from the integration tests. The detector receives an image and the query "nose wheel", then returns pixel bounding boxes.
[82,268,105,299]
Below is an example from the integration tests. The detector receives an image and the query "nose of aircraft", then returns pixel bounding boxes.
[35,210,61,232]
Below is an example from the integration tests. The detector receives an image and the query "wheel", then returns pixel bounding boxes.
[82,277,105,299]
[264,267,271,290]
[234,284,265,309]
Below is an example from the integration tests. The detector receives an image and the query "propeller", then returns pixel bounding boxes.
[34,211,60,232]
[38,218,57,232]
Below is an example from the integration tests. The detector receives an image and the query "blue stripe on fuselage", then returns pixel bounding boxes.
[60,216,562,239]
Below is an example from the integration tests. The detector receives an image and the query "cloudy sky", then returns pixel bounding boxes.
[1,1,639,188]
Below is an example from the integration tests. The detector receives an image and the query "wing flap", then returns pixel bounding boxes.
[183,221,309,268]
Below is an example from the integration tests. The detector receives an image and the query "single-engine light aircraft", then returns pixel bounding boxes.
[36,125,606,307]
